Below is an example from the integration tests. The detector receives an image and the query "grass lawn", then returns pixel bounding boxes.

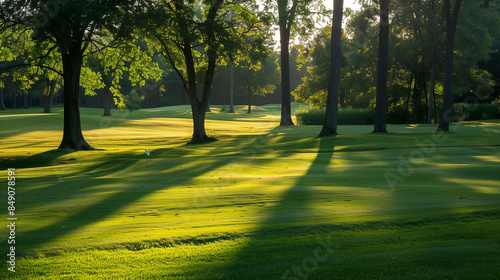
[0,103,499,279]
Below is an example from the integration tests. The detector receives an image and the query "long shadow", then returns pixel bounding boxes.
[8,136,247,256]
[193,135,336,279]
[14,138,243,213]
[0,149,74,170]
[184,129,500,279]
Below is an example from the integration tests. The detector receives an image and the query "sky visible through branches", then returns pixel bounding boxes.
[270,0,361,46]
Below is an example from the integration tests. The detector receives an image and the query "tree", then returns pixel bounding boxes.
[234,54,280,113]
[0,0,149,150]
[41,77,60,113]
[373,0,390,133]
[0,88,4,110]
[320,0,343,136]
[146,0,264,143]
[264,0,326,126]
[86,38,162,116]
[229,62,235,113]
[427,0,440,124]
[0,24,43,109]
[437,0,462,131]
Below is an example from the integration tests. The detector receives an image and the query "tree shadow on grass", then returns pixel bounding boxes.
[0,149,75,170]
[183,131,500,279]
[5,137,249,259]
[186,135,337,279]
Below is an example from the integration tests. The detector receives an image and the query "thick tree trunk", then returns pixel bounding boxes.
[206,95,211,112]
[0,89,5,110]
[228,62,235,113]
[58,47,93,150]
[320,0,343,136]
[279,26,294,126]
[44,79,56,113]
[190,100,211,143]
[438,0,462,131]
[183,43,216,143]
[374,0,390,133]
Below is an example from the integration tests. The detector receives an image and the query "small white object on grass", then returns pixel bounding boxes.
[145,149,150,171]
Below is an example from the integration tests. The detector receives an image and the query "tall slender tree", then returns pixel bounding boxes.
[320,0,343,136]
[228,62,235,113]
[264,0,326,126]
[437,0,462,131]
[427,0,439,124]
[373,0,390,133]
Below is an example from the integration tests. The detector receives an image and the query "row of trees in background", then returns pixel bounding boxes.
[295,0,499,134]
[1,0,499,149]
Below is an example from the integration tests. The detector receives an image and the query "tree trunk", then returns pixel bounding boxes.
[183,42,216,143]
[58,46,93,150]
[279,26,294,126]
[247,88,252,114]
[438,0,462,131]
[190,100,210,143]
[0,89,5,110]
[221,93,226,111]
[206,95,211,112]
[228,62,235,113]
[12,92,16,109]
[103,86,112,116]
[23,93,28,109]
[320,0,343,136]
[428,49,437,123]
[155,85,161,108]
[374,0,390,133]
[423,75,428,117]
[412,73,422,123]
[44,79,56,113]
[406,73,413,118]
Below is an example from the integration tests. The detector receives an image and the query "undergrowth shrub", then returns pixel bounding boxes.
[452,103,500,121]
[296,101,499,126]
[295,109,374,125]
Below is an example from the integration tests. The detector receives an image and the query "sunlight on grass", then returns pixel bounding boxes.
[0,105,499,279]
[0,113,57,119]
[444,178,500,193]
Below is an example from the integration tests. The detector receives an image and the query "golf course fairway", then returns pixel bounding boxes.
[0,104,499,279]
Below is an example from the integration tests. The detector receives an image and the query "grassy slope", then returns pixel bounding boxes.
[0,104,499,279]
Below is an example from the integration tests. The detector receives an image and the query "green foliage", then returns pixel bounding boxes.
[124,89,144,112]
[452,102,500,121]
[233,53,280,98]
[262,0,329,40]
[86,38,163,110]
[295,108,374,125]
[293,0,500,124]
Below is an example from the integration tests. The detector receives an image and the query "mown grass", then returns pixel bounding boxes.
[0,103,499,279]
